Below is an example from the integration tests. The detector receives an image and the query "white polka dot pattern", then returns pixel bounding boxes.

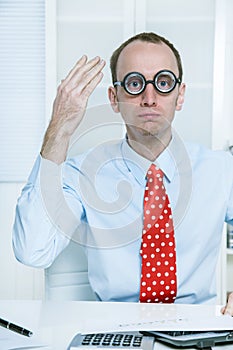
[139,164,177,303]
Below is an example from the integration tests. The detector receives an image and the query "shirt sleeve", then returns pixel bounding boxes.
[12,155,84,268]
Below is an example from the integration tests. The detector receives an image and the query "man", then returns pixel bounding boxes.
[13,32,233,313]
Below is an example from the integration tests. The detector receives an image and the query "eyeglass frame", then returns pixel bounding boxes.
[113,69,182,95]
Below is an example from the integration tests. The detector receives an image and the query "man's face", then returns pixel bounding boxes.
[108,40,185,141]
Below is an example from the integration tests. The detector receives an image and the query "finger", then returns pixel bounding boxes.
[81,70,104,100]
[220,305,226,314]
[222,292,233,316]
[64,56,102,89]
[69,71,104,111]
[64,55,88,83]
[74,59,105,94]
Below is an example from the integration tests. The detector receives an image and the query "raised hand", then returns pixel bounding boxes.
[41,55,105,164]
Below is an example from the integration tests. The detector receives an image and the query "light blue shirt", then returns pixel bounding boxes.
[12,134,233,304]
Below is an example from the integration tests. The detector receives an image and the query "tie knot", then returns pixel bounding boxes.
[147,164,163,180]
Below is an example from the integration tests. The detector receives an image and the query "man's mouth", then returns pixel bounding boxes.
[138,112,161,120]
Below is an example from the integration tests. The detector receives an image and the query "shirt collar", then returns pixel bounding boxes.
[121,133,182,185]
[121,137,150,186]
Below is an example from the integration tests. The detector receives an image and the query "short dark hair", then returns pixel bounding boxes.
[110,32,183,83]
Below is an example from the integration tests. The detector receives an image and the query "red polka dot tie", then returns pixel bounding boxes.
[140,164,177,303]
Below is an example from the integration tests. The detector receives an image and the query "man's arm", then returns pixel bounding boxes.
[13,55,105,267]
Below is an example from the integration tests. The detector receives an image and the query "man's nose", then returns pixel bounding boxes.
[140,82,158,107]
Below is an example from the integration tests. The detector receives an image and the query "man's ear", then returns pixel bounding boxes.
[176,83,186,111]
[108,86,120,113]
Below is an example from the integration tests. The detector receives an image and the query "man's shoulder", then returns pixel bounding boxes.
[184,140,233,167]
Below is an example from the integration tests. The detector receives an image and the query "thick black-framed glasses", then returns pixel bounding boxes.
[113,70,181,95]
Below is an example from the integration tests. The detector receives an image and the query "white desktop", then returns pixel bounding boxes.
[0,301,233,350]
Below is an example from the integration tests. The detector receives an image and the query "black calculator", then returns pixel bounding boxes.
[67,332,155,350]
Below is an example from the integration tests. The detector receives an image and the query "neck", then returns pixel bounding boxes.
[126,129,172,161]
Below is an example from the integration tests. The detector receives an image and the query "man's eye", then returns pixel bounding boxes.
[159,80,168,87]
[157,76,174,90]
[128,80,141,87]
[126,79,143,91]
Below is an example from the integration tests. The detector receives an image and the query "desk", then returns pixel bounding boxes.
[0,301,232,350]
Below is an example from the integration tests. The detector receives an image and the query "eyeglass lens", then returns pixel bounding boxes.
[155,72,176,92]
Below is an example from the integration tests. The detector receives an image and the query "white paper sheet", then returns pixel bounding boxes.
[115,314,233,332]
[79,309,233,334]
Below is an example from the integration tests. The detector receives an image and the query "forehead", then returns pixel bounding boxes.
[116,40,179,78]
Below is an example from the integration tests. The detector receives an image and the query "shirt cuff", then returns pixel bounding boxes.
[28,154,63,188]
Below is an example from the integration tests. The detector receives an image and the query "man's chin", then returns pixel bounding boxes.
[133,125,160,137]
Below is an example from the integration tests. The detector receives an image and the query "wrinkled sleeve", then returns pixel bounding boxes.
[12,155,84,268]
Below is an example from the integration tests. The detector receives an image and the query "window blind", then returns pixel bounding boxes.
[0,0,45,182]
